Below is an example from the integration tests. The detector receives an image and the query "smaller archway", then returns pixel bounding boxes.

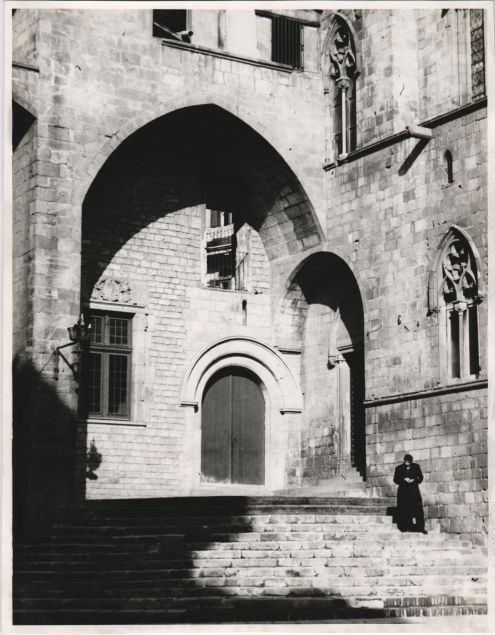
[276,252,366,484]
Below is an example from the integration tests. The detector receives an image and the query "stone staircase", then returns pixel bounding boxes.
[13,496,487,624]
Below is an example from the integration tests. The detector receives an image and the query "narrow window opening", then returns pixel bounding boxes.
[449,310,461,378]
[444,150,454,184]
[468,305,480,375]
[242,299,247,325]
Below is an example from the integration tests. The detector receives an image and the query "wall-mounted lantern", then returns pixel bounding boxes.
[54,315,91,382]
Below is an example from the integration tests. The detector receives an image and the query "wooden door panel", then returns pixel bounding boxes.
[201,367,265,485]
[232,372,265,485]
[201,373,231,482]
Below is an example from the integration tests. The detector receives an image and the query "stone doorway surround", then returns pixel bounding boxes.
[180,336,303,494]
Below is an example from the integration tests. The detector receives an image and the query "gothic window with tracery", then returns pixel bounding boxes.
[439,234,480,380]
[329,17,358,157]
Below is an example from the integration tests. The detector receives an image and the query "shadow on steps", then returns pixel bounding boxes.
[13,496,485,625]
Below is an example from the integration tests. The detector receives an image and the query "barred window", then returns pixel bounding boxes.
[86,312,132,419]
[271,15,304,69]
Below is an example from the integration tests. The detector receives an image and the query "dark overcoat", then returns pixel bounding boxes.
[393,462,424,530]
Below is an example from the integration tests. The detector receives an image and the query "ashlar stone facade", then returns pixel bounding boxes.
[12,7,487,543]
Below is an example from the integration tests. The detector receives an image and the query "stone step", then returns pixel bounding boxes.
[14,581,485,601]
[15,557,486,578]
[15,540,471,561]
[13,594,487,625]
[15,562,485,584]
[15,588,487,609]
[19,532,462,553]
[37,525,452,545]
[15,581,485,601]
[15,538,481,558]
[14,496,486,624]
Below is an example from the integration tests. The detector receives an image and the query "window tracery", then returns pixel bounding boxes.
[438,233,481,380]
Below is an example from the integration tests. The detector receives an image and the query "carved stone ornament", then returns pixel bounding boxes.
[329,20,357,83]
[441,239,478,304]
[92,278,133,304]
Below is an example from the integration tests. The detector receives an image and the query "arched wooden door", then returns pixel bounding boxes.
[201,367,265,485]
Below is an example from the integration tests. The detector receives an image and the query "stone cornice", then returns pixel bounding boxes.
[161,38,295,73]
[364,379,488,407]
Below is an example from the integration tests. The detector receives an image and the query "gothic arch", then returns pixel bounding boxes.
[76,92,324,230]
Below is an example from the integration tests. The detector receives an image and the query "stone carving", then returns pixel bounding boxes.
[442,239,478,303]
[92,278,133,304]
[329,19,357,84]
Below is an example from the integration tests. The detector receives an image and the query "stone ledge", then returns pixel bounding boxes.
[324,97,488,170]
[160,38,296,74]
[364,379,488,407]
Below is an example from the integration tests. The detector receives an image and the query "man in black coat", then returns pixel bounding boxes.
[393,454,427,533]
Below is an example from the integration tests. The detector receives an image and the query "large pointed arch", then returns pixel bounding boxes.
[76,93,324,232]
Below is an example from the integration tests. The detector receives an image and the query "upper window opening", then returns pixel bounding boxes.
[444,150,454,184]
[203,209,249,292]
[329,17,358,157]
[470,9,485,100]
[271,15,304,69]
[153,9,192,43]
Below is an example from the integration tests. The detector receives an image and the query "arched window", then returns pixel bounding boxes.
[444,150,454,184]
[438,232,480,380]
[329,17,358,157]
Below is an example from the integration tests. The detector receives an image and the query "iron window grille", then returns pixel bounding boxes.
[271,15,304,69]
[84,312,133,419]
[204,210,249,292]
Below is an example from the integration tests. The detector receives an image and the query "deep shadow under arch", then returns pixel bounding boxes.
[81,104,322,304]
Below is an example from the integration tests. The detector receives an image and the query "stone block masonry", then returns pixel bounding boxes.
[11,8,487,543]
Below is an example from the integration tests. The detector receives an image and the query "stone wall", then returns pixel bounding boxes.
[367,387,487,543]
[323,43,487,539]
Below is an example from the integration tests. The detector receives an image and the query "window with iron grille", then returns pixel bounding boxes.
[203,209,250,292]
[271,15,304,68]
[152,9,192,42]
[85,312,132,419]
[205,210,236,290]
